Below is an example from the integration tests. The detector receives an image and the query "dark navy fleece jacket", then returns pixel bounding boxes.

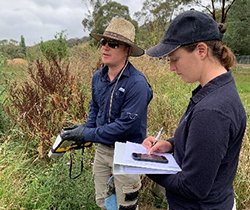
[148,70,246,210]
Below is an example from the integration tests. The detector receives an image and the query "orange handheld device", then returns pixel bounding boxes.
[48,130,91,158]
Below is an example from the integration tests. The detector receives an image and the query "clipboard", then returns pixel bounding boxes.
[113,142,181,175]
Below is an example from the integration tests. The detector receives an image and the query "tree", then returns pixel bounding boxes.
[223,0,250,55]
[40,31,69,62]
[134,0,183,48]
[91,1,132,34]
[136,0,236,25]
[82,1,136,33]
[134,0,238,49]
[19,35,26,57]
[81,0,109,33]
[135,0,183,25]
[82,1,136,46]
[82,1,133,34]
[183,0,237,23]
[0,39,24,59]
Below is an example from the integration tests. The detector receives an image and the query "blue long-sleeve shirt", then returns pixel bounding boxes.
[83,61,153,145]
[149,70,246,210]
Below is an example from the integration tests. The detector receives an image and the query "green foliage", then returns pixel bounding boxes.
[0,51,7,67]
[1,45,250,210]
[223,0,250,55]
[0,39,26,59]
[134,0,182,49]
[135,0,180,24]
[232,68,250,209]
[5,59,89,158]
[19,35,27,57]
[179,0,237,23]
[40,31,69,62]
[81,0,109,32]
[91,1,131,34]
[67,37,90,47]
[0,133,98,210]
[82,1,138,46]
[0,52,8,136]
[135,0,242,50]
[0,98,6,137]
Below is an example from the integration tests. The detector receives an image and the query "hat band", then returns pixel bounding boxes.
[103,31,133,45]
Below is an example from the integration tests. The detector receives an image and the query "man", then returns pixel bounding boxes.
[61,17,153,209]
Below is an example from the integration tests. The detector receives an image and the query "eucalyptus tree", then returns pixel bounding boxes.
[134,0,238,48]
[223,0,250,55]
[185,0,237,23]
[81,0,109,34]
[82,0,134,34]
[134,0,183,48]
[90,1,133,35]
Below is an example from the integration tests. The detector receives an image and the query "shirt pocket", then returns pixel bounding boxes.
[111,87,126,115]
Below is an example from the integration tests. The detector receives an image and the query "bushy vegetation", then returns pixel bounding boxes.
[0,130,97,209]
[40,31,69,62]
[0,42,250,210]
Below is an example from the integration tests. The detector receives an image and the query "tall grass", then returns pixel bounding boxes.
[0,129,97,210]
[0,44,249,209]
[232,68,250,209]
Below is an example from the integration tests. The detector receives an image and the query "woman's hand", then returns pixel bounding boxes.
[142,136,173,154]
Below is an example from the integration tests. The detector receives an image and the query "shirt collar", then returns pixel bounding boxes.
[100,61,131,81]
[191,70,233,104]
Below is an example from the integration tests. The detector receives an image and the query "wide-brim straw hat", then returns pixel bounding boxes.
[90,17,144,57]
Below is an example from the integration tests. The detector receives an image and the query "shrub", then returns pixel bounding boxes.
[40,31,69,62]
[5,59,90,158]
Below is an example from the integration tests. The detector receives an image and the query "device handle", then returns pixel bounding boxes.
[69,147,84,179]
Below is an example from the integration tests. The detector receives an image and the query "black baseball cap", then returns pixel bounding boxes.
[146,10,223,57]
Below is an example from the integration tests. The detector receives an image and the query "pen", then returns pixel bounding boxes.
[152,127,163,146]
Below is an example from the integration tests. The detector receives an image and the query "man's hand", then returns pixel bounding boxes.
[61,124,85,142]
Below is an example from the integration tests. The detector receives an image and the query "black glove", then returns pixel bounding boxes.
[61,124,85,142]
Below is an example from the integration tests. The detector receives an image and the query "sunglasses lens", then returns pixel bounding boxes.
[100,38,107,46]
[100,38,120,49]
[108,40,119,49]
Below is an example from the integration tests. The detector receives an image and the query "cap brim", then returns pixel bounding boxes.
[90,33,144,57]
[146,42,181,58]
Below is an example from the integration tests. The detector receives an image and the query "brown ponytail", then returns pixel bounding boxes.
[212,23,235,69]
[206,41,235,69]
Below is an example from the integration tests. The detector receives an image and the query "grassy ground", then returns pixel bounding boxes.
[232,68,250,210]
[0,45,250,209]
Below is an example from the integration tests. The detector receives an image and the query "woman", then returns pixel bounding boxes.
[143,10,246,210]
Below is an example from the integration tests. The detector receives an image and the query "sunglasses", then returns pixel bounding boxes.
[100,38,123,49]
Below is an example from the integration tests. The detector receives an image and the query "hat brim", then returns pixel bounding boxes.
[90,33,144,57]
[146,42,181,58]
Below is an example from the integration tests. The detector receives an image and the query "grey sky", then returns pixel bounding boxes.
[0,0,143,46]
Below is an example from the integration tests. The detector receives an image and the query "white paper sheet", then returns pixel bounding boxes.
[113,142,181,174]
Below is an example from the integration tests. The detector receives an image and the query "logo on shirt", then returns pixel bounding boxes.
[119,87,125,92]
